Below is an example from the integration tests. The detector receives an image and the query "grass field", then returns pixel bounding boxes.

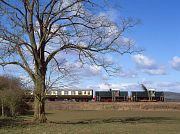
[0,102,180,134]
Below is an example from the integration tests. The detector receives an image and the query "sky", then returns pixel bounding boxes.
[1,0,180,93]
[79,0,180,92]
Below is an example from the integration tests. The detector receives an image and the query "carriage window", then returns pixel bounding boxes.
[84,91,86,94]
[64,91,68,95]
[88,91,90,95]
[52,91,56,95]
[57,91,61,95]
[78,91,82,95]
[71,91,76,95]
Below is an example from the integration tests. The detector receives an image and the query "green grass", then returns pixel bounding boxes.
[0,110,180,134]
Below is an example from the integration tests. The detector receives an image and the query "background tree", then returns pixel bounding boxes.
[0,0,139,122]
[0,75,25,117]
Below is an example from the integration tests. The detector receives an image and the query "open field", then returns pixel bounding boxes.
[0,102,180,134]
[45,102,180,111]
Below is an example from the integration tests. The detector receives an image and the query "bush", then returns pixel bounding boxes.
[0,75,30,117]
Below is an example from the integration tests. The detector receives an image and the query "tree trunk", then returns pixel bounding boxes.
[33,75,47,123]
[1,100,4,117]
[10,104,15,117]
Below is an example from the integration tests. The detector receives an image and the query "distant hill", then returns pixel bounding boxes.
[164,92,180,102]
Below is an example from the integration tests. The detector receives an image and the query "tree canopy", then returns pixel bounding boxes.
[0,0,139,122]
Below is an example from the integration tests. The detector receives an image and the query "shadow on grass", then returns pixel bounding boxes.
[0,112,34,128]
[0,116,177,128]
[0,116,46,129]
[50,117,176,125]
[0,117,27,128]
[45,112,54,115]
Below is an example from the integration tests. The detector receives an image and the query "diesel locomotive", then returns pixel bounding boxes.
[95,84,164,102]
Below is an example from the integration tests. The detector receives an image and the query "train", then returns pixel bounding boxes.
[24,89,93,102]
[96,84,164,102]
[95,90,164,102]
[24,84,164,102]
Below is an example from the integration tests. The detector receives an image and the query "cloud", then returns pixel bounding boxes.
[118,69,137,78]
[98,8,119,22]
[87,81,180,93]
[143,66,166,75]
[171,56,180,71]
[71,56,138,79]
[95,83,140,91]
[136,81,180,93]
[132,54,166,75]
[82,65,102,76]
[133,54,154,68]
[70,62,102,77]
[156,82,180,93]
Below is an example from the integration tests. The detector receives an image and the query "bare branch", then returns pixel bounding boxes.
[0,0,24,16]
[0,61,35,82]
[0,0,140,121]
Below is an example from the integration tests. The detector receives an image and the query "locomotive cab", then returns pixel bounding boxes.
[148,88,156,97]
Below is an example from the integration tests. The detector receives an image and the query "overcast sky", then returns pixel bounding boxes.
[1,0,180,92]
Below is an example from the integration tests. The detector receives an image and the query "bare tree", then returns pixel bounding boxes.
[0,0,139,122]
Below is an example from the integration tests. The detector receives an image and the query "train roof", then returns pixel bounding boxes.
[48,89,93,91]
[148,88,155,91]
